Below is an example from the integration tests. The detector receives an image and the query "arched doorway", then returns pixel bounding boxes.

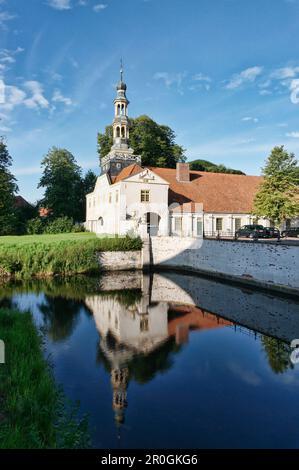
[146,212,161,236]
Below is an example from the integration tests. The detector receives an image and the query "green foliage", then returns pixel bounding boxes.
[0,139,18,235]
[27,217,86,235]
[97,115,186,168]
[0,233,142,279]
[14,203,38,235]
[83,169,97,195]
[38,147,84,222]
[0,307,90,448]
[27,217,46,235]
[253,146,299,224]
[189,158,245,175]
[44,216,74,234]
[261,336,294,374]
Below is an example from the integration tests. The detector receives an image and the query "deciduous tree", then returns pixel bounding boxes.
[0,138,18,235]
[97,115,185,168]
[253,146,299,224]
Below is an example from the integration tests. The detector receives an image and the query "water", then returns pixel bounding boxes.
[1,271,299,449]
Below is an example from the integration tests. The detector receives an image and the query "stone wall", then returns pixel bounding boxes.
[149,237,299,295]
[98,250,142,271]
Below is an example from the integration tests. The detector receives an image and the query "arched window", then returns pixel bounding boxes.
[121,104,125,115]
[98,217,104,226]
[117,104,121,115]
[121,126,125,138]
[116,126,120,138]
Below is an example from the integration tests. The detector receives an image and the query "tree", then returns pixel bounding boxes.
[0,138,18,235]
[253,146,299,225]
[262,336,293,374]
[97,115,186,168]
[38,147,83,221]
[82,170,97,195]
[189,158,245,175]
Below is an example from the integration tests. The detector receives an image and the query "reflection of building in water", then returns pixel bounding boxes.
[85,286,233,430]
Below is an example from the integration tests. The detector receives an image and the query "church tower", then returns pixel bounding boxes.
[101,61,141,176]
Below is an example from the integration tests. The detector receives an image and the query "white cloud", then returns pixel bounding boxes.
[47,0,72,10]
[52,89,73,106]
[0,83,26,111]
[93,4,107,12]
[192,73,211,83]
[271,66,299,80]
[0,46,25,73]
[153,72,186,92]
[290,78,299,104]
[0,125,11,133]
[78,0,88,5]
[286,131,299,138]
[226,66,263,89]
[0,11,15,28]
[259,89,272,96]
[24,81,49,109]
[242,116,259,123]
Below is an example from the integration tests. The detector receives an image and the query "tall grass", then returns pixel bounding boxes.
[0,308,90,448]
[0,235,142,279]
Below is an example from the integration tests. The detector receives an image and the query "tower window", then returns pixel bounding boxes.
[117,104,120,115]
[121,104,125,115]
[121,126,125,138]
[116,126,120,138]
[115,191,119,203]
[109,193,112,203]
[140,190,150,202]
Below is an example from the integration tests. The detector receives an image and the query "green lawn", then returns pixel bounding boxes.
[0,232,96,245]
[0,232,142,278]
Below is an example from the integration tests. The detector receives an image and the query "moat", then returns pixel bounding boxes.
[1,271,299,449]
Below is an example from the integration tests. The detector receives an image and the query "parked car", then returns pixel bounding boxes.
[235,224,265,239]
[281,227,299,238]
[263,227,281,239]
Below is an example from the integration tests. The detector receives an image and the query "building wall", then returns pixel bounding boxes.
[98,250,142,271]
[150,237,299,293]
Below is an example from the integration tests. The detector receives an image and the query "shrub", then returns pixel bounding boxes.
[27,217,46,235]
[45,217,74,234]
[72,223,86,233]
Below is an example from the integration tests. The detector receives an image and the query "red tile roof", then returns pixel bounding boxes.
[112,164,143,183]
[111,164,263,213]
[14,195,32,208]
[149,167,263,213]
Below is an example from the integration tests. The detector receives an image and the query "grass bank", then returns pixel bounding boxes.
[0,308,90,448]
[0,233,142,279]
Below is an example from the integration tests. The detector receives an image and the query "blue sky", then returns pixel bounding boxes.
[0,0,299,202]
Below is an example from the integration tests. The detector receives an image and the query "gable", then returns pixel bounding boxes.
[124,167,169,185]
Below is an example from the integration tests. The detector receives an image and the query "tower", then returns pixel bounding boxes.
[101,61,141,176]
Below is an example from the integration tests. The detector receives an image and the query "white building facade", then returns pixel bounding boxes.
[86,68,271,238]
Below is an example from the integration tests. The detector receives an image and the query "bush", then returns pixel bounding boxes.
[72,223,86,233]
[44,217,74,234]
[27,217,46,235]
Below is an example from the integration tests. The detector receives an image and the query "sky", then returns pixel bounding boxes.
[0,0,299,203]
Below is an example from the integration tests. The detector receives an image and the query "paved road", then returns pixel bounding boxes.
[205,236,299,246]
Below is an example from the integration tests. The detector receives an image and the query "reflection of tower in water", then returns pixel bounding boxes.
[111,367,129,427]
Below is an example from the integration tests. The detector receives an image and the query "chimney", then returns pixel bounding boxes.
[176,163,190,182]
